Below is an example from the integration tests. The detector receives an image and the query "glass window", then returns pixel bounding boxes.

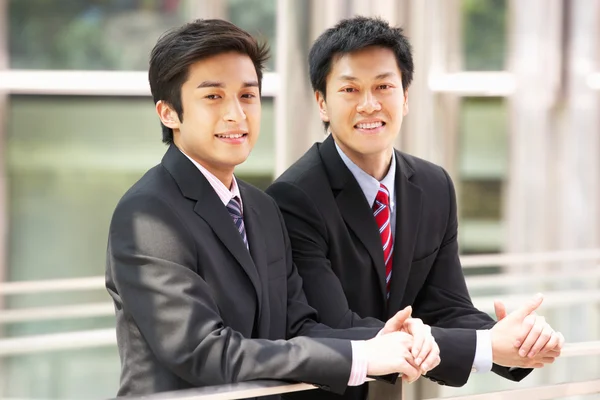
[228,0,277,71]
[462,0,507,70]
[9,0,277,71]
[457,97,508,254]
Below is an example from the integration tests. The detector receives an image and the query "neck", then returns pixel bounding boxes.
[338,143,393,181]
[175,141,235,189]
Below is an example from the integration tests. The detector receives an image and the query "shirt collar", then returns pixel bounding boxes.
[179,149,242,208]
[334,141,396,211]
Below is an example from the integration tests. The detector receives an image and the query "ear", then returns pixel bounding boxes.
[315,91,330,123]
[156,100,181,130]
[403,90,409,116]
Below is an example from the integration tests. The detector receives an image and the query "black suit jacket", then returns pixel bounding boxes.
[267,135,531,398]
[105,144,382,398]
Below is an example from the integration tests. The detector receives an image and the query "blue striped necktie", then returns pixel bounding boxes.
[226,196,248,248]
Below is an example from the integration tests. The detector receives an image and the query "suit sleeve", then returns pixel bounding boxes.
[267,181,384,331]
[412,168,532,384]
[107,193,361,394]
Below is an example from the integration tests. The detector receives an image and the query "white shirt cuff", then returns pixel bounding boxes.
[472,330,493,373]
[348,341,369,386]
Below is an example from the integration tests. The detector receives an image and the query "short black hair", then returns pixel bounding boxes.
[309,17,414,129]
[149,19,269,144]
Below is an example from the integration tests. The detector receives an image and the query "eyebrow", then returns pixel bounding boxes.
[197,80,259,89]
[338,72,397,81]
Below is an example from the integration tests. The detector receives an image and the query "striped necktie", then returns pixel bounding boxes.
[226,196,248,249]
[373,184,393,298]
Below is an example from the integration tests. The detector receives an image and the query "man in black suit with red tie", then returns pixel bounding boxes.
[105,19,442,398]
[267,16,564,400]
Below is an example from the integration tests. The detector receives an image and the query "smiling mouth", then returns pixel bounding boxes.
[215,133,248,139]
[354,121,385,130]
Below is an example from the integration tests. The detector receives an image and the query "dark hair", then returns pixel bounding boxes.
[309,17,414,130]
[149,19,269,143]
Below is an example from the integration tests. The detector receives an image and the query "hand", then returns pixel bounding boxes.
[364,331,420,383]
[381,306,440,377]
[513,313,565,359]
[400,317,440,374]
[491,294,561,368]
[495,297,565,361]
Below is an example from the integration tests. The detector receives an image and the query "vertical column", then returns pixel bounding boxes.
[505,0,563,388]
[397,0,437,163]
[505,0,563,258]
[274,0,328,176]
[394,0,460,173]
[558,0,600,257]
[0,0,8,392]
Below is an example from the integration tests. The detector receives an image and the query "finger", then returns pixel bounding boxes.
[494,300,508,321]
[518,317,544,357]
[402,368,421,384]
[539,349,561,358]
[526,324,553,358]
[514,314,536,348]
[532,363,545,368]
[540,331,559,353]
[416,329,433,364]
[557,332,565,349]
[513,293,544,320]
[408,320,425,360]
[421,341,439,373]
[397,358,420,381]
[382,306,412,334]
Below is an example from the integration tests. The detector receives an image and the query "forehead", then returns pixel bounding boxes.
[185,51,258,85]
[328,46,401,81]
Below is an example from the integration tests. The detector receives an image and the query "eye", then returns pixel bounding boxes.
[378,84,392,90]
[341,87,357,93]
[205,94,221,100]
[241,93,257,99]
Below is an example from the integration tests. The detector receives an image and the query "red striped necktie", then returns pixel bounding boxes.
[373,184,393,298]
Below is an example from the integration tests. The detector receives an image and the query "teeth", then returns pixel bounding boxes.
[356,122,383,129]
[217,133,245,139]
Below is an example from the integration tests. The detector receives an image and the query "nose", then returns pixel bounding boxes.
[356,90,381,114]
[223,98,246,122]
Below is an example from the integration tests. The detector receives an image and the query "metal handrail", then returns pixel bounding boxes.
[1,288,599,325]
[0,325,596,358]
[0,249,597,296]
[427,380,600,400]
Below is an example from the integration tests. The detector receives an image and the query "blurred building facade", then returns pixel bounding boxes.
[0,0,598,399]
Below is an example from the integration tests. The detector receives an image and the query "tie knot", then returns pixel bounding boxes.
[227,196,243,218]
[375,184,390,206]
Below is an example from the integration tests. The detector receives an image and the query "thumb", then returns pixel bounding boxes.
[513,293,544,320]
[494,300,507,321]
[381,306,412,334]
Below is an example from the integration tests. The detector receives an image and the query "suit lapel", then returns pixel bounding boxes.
[239,184,271,338]
[387,152,422,318]
[319,135,388,302]
[161,145,263,315]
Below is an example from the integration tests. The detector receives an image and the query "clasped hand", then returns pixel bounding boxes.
[365,306,440,383]
[491,293,564,368]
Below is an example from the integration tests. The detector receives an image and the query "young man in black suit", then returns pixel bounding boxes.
[105,19,441,398]
[267,16,563,399]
